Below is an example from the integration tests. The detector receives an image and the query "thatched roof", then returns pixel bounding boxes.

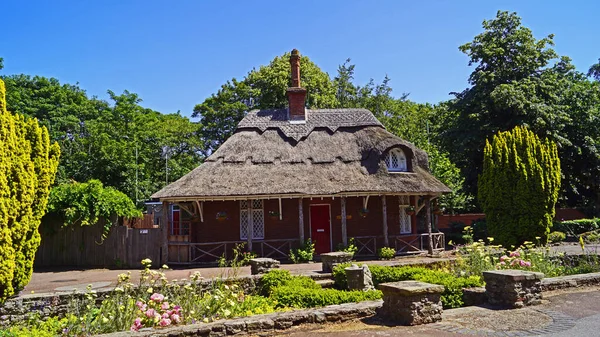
[153,108,450,200]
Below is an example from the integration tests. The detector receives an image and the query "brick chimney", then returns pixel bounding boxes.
[287,49,307,122]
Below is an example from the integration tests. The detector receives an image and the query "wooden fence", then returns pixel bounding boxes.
[35,221,163,269]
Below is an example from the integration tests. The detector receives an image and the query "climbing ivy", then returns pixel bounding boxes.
[478,126,561,247]
[45,179,141,237]
[0,78,60,302]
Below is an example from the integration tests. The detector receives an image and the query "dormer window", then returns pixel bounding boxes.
[385,148,408,172]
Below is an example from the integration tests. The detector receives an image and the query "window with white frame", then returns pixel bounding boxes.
[399,196,412,234]
[240,200,264,240]
[385,148,408,172]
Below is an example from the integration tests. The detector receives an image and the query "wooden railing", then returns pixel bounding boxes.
[420,232,445,252]
[167,238,298,265]
[351,236,383,257]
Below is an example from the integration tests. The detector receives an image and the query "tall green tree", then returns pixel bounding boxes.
[1,75,202,203]
[442,11,600,209]
[479,126,560,247]
[0,78,60,302]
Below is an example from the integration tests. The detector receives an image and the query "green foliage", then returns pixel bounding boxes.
[271,286,382,309]
[554,218,600,235]
[0,316,67,337]
[259,269,320,297]
[442,11,600,209]
[44,179,141,237]
[378,247,396,260]
[336,238,358,257]
[0,78,60,302]
[333,264,482,309]
[1,75,203,203]
[478,126,561,247]
[289,239,315,263]
[548,231,567,243]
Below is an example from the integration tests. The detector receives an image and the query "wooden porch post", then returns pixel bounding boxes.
[247,201,253,251]
[298,198,305,243]
[426,197,434,255]
[341,196,348,246]
[382,195,389,247]
[161,201,169,265]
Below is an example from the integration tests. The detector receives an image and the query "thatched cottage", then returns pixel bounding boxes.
[152,50,450,264]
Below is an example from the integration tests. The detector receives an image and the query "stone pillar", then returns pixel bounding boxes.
[382,196,389,247]
[379,281,444,325]
[298,198,304,243]
[483,270,544,308]
[341,197,347,246]
[345,264,374,291]
[320,251,353,273]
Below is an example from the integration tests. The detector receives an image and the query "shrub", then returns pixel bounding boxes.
[554,219,600,235]
[0,79,60,303]
[289,239,315,263]
[548,231,567,243]
[334,264,483,309]
[332,262,353,289]
[478,126,561,247]
[259,269,319,296]
[378,247,396,260]
[336,238,358,257]
[271,286,382,308]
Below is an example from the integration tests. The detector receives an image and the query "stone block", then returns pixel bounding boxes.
[250,258,280,275]
[483,270,544,308]
[378,281,444,325]
[321,252,353,273]
[462,287,487,306]
[345,264,374,291]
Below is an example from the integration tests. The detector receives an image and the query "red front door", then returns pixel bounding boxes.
[310,205,331,254]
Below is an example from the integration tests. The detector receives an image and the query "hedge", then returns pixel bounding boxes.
[553,219,600,235]
[271,286,382,308]
[333,264,483,308]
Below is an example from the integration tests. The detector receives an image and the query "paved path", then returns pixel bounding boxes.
[25,255,449,294]
[274,287,600,337]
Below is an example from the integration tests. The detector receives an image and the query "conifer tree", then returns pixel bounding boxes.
[0,78,60,302]
[478,126,561,247]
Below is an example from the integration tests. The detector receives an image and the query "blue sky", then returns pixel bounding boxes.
[1,1,599,117]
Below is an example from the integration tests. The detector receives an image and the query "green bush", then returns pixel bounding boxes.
[554,219,600,235]
[259,269,318,296]
[0,79,60,302]
[548,231,567,243]
[271,286,382,308]
[289,239,315,263]
[336,238,358,257]
[378,247,396,260]
[333,264,483,309]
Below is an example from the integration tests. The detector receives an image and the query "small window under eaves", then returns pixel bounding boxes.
[385,148,408,172]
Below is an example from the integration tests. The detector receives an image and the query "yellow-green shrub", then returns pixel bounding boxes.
[0,79,60,302]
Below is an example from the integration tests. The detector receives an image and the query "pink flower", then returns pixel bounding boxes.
[171,313,181,323]
[510,251,520,258]
[521,261,531,267]
[499,261,506,265]
[145,308,157,318]
[136,301,147,311]
[162,313,170,319]
[173,305,181,314]
[130,317,143,331]
[500,255,508,262]
[159,318,171,327]
[161,302,170,310]
[150,293,165,303]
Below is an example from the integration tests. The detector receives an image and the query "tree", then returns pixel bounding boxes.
[442,11,600,209]
[588,58,600,81]
[1,75,203,203]
[193,52,337,156]
[478,126,560,247]
[0,78,60,302]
